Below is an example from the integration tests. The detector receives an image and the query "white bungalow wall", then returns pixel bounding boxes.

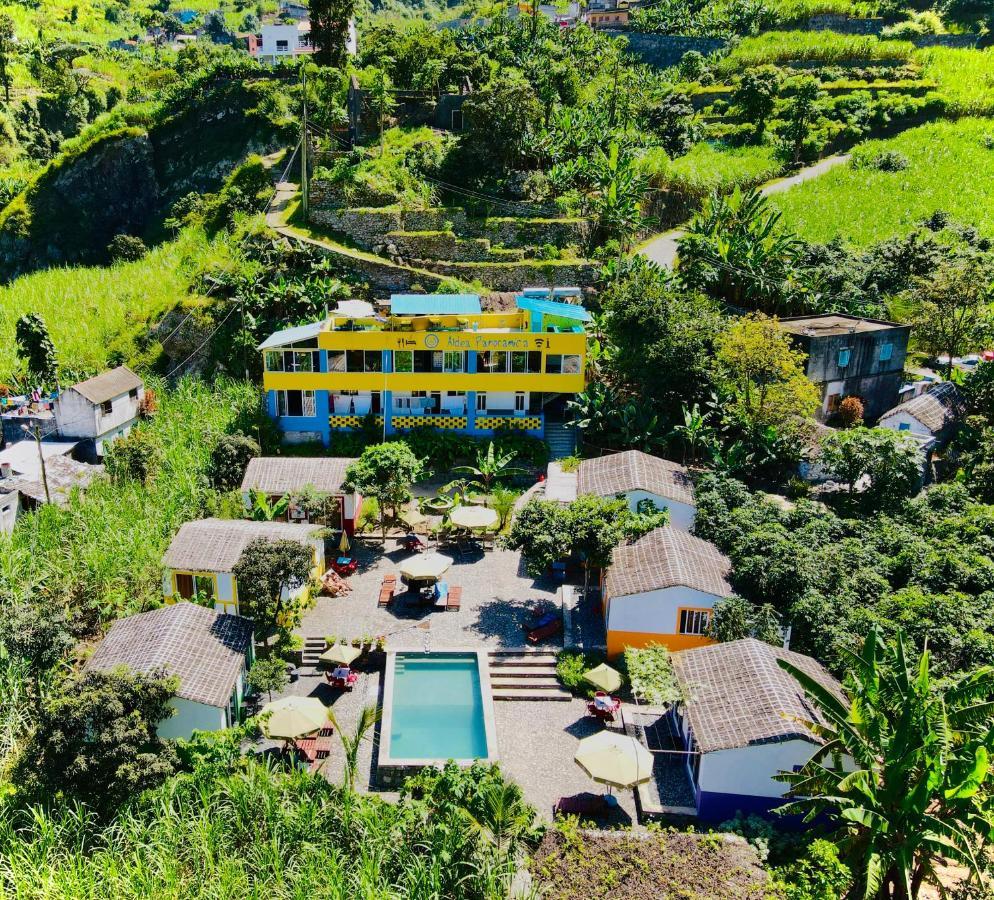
[622,490,696,532]
[156,697,227,740]
[878,410,932,438]
[698,740,818,800]
[606,585,723,637]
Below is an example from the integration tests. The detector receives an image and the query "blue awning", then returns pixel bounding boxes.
[389,294,481,315]
[516,296,591,322]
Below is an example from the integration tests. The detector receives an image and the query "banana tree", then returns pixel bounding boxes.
[249,489,290,522]
[453,443,525,505]
[776,627,994,900]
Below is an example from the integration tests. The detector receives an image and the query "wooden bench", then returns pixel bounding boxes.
[446,585,462,611]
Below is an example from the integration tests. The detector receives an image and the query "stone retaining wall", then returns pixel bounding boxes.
[424,260,599,291]
[605,31,727,68]
[808,13,884,34]
[912,33,979,48]
[463,216,590,248]
[308,206,403,246]
[385,230,494,262]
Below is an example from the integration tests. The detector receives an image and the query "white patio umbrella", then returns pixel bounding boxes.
[259,696,328,740]
[575,731,653,790]
[450,505,499,530]
[399,552,453,582]
[319,644,362,666]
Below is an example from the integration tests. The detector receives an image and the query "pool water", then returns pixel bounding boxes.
[389,653,489,761]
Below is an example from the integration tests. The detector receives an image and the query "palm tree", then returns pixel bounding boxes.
[453,443,525,505]
[776,628,994,900]
[325,704,381,793]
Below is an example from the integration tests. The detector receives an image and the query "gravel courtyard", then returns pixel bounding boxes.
[298,536,568,649]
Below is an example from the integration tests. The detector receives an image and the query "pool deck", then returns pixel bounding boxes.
[255,533,634,822]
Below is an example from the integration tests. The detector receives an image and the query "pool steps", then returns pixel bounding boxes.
[488,650,571,701]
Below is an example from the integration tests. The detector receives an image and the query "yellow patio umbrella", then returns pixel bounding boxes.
[575,731,653,790]
[450,505,499,530]
[583,663,623,694]
[338,529,351,554]
[319,644,362,666]
[399,552,453,582]
[400,508,427,529]
[259,696,328,740]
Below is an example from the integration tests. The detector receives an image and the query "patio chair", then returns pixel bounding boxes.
[586,692,622,723]
[527,616,563,644]
[401,533,426,553]
[326,669,359,691]
[553,793,610,818]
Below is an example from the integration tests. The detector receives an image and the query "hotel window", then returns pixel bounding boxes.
[327,350,347,372]
[476,392,487,411]
[479,351,509,373]
[514,392,526,411]
[879,342,893,362]
[545,354,582,375]
[265,348,319,372]
[679,608,711,636]
[346,350,382,373]
[276,390,316,417]
[443,351,465,373]
[511,351,543,374]
[394,350,413,373]
[838,347,851,368]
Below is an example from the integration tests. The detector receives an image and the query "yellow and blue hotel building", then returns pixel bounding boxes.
[259,290,590,444]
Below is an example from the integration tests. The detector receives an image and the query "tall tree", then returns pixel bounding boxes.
[733,65,782,142]
[232,538,315,639]
[715,312,819,433]
[343,442,425,544]
[0,14,14,104]
[310,0,355,67]
[14,312,58,386]
[12,669,178,817]
[910,259,994,379]
[777,628,994,900]
[777,77,822,167]
[819,427,922,510]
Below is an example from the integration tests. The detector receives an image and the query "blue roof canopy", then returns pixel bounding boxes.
[389,294,481,315]
[516,296,591,322]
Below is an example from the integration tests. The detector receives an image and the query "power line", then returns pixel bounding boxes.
[165,306,239,380]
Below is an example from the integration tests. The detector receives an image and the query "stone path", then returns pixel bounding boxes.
[638,153,851,269]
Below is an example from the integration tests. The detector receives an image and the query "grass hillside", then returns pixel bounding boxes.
[0,226,232,381]
[769,117,994,246]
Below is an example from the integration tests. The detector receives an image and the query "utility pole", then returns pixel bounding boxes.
[301,65,309,220]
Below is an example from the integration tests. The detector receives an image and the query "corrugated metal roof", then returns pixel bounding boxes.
[258,322,323,350]
[389,294,481,315]
[515,296,591,322]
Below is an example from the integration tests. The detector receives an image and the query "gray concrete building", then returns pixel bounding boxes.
[778,314,911,423]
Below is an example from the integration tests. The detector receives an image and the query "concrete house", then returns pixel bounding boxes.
[0,440,101,528]
[252,21,314,63]
[778,314,911,422]
[162,518,325,616]
[55,366,145,460]
[670,639,844,822]
[602,526,732,658]
[87,602,255,740]
[878,381,966,444]
[240,456,360,534]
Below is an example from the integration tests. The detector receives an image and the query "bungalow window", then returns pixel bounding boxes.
[276,39,289,50]
[679,608,711,636]
[175,573,195,599]
[838,347,851,368]
[175,573,214,601]
[879,342,893,362]
[545,354,582,375]
[276,390,316,417]
[346,350,382,373]
[100,400,113,415]
[129,388,139,400]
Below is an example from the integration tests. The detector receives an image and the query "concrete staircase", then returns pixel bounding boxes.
[301,636,327,668]
[545,422,577,460]
[488,649,572,701]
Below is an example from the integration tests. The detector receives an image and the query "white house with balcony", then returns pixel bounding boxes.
[54,366,145,461]
[253,22,314,63]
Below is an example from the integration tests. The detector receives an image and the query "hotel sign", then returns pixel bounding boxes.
[394,332,566,352]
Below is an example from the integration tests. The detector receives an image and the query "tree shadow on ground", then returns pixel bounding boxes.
[465,596,550,647]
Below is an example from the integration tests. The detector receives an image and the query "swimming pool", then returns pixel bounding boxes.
[380,651,498,768]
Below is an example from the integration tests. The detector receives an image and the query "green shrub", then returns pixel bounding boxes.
[623,644,682,705]
[557,455,581,473]
[555,648,605,696]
